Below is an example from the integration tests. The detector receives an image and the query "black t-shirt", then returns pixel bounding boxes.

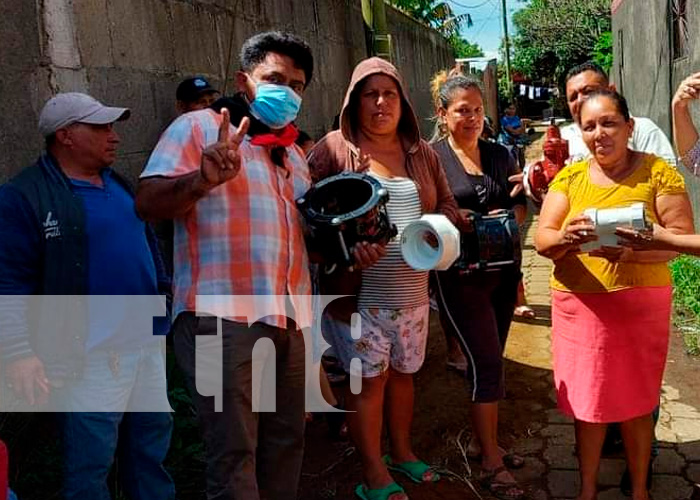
[432,138,526,214]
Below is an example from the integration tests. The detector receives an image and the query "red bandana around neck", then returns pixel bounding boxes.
[250,124,299,148]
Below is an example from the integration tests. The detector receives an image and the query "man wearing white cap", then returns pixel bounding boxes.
[0,93,175,499]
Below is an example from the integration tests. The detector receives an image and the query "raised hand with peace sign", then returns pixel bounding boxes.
[198,108,250,190]
[137,107,252,220]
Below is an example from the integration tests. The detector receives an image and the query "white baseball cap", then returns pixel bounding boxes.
[38,92,130,137]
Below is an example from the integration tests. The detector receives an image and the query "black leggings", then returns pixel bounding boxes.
[434,267,520,403]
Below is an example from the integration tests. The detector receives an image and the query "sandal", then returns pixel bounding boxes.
[354,482,408,500]
[692,483,700,500]
[514,305,536,319]
[382,455,440,483]
[466,448,525,470]
[479,466,526,500]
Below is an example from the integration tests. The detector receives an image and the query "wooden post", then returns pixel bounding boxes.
[361,0,392,60]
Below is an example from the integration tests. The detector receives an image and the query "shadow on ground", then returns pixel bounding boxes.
[299,312,556,500]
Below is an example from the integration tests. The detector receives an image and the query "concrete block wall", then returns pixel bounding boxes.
[0,0,453,183]
[387,7,454,134]
[0,0,47,180]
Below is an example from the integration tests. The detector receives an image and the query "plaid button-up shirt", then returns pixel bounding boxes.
[141,109,312,329]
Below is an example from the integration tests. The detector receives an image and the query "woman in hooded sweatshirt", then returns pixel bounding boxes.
[308,58,461,500]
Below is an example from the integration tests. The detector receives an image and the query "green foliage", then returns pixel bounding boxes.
[669,255,700,355]
[670,255,700,316]
[389,1,480,66]
[389,0,473,38]
[592,31,613,73]
[497,63,512,104]
[510,0,611,84]
[449,36,484,59]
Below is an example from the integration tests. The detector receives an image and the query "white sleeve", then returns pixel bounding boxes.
[631,118,677,166]
[560,124,590,163]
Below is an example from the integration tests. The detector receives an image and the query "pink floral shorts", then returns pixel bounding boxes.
[324,304,430,378]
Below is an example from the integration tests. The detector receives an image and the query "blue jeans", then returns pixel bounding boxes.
[55,344,175,500]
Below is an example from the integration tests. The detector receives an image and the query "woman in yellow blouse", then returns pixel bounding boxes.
[535,89,694,500]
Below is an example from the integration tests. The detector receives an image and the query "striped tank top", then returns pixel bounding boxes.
[358,174,429,309]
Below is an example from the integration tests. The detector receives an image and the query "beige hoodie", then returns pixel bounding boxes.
[307,57,459,318]
[308,57,458,222]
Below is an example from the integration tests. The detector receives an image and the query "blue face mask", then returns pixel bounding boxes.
[249,82,302,129]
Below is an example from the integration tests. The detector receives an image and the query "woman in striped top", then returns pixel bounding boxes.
[308,57,460,500]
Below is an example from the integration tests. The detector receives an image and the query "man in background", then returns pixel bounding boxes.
[176,76,221,114]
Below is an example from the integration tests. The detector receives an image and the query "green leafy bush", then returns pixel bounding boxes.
[592,31,613,73]
[670,255,700,355]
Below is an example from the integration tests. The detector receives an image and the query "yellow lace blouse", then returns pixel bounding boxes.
[548,155,686,293]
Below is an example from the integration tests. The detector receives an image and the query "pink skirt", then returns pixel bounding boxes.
[551,287,671,423]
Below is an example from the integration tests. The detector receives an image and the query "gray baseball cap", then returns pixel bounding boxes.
[38,92,130,137]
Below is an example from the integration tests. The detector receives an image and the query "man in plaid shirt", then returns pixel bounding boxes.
[137,31,380,500]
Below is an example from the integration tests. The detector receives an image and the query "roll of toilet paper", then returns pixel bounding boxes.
[400,214,461,271]
[580,202,646,252]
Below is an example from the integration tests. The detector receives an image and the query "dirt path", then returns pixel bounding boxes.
[298,211,556,500]
[299,128,700,499]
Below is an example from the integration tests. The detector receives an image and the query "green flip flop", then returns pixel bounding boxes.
[382,455,440,484]
[354,482,407,500]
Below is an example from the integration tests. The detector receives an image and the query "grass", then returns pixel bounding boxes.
[670,255,700,355]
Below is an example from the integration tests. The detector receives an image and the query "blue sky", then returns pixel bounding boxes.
[446,0,522,60]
